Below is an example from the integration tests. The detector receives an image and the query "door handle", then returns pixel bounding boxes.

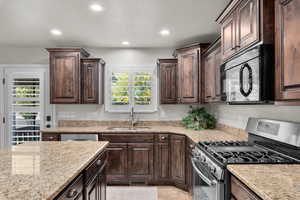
[239,63,253,97]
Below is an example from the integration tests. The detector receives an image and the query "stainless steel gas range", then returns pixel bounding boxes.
[191,118,300,200]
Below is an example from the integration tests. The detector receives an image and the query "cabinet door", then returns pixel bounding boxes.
[178,48,199,103]
[275,0,300,100]
[106,143,128,184]
[159,60,178,104]
[85,177,98,200]
[204,54,215,102]
[98,170,106,200]
[81,59,99,104]
[170,135,186,187]
[186,139,195,193]
[49,51,81,104]
[221,13,236,61]
[236,0,259,50]
[156,142,170,181]
[214,46,222,101]
[128,143,154,184]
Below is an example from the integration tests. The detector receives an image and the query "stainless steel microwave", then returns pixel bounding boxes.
[221,45,274,104]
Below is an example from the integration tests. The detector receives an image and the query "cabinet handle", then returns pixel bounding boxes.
[66,189,78,198]
[96,160,102,166]
[49,136,54,140]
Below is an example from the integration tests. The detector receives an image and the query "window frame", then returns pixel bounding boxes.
[105,66,158,113]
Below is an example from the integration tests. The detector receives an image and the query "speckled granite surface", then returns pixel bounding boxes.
[0,141,108,200]
[41,125,248,143]
[228,165,300,200]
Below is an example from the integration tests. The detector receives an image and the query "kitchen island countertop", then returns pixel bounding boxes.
[227,164,300,200]
[0,141,108,200]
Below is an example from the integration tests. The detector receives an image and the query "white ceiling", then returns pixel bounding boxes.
[0,0,230,48]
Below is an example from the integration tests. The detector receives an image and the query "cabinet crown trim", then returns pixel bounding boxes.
[46,48,90,57]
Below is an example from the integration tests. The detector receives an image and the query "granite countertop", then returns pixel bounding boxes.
[41,126,248,143]
[0,141,109,200]
[228,164,300,200]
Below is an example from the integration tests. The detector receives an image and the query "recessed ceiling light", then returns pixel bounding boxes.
[90,3,103,12]
[50,29,62,36]
[160,29,170,36]
[122,41,130,45]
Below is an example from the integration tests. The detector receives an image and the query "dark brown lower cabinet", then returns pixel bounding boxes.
[85,169,106,200]
[230,175,261,200]
[186,138,195,193]
[106,143,128,184]
[47,132,192,193]
[55,152,107,200]
[170,135,186,189]
[128,143,154,184]
[155,142,170,183]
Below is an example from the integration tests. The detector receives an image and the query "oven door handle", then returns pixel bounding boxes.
[191,158,217,186]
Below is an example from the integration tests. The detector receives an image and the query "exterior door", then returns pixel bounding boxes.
[178,48,199,103]
[4,68,45,147]
[128,143,154,183]
[236,0,259,50]
[275,0,300,100]
[0,68,4,149]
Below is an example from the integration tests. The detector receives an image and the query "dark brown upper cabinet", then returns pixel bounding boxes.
[275,0,300,101]
[158,59,178,104]
[217,0,274,61]
[202,38,222,103]
[81,58,104,104]
[47,48,104,104]
[175,44,208,104]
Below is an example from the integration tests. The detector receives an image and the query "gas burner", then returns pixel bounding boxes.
[202,141,251,147]
[215,151,296,164]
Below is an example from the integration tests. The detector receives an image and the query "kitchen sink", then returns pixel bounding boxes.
[107,127,151,131]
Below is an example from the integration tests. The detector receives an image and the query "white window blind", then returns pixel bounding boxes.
[106,66,157,113]
[6,72,44,145]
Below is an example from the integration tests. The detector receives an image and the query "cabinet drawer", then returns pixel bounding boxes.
[85,152,107,184]
[102,134,154,143]
[56,174,83,200]
[157,134,169,143]
[42,133,60,141]
[231,176,261,200]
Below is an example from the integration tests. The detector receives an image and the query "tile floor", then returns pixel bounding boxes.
[107,186,192,200]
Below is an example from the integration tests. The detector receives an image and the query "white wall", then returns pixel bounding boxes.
[0,46,192,122]
[207,104,300,129]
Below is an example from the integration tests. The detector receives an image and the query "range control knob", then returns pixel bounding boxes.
[201,156,206,162]
[211,166,217,173]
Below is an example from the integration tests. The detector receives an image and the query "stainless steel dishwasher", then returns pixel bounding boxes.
[61,134,98,141]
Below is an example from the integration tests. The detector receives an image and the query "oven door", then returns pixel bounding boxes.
[191,158,224,200]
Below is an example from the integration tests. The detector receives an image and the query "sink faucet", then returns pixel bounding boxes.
[129,106,137,128]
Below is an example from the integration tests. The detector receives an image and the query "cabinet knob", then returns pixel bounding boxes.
[189,144,195,149]
[49,136,54,140]
[66,189,78,198]
[161,136,166,140]
[96,160,102,166]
